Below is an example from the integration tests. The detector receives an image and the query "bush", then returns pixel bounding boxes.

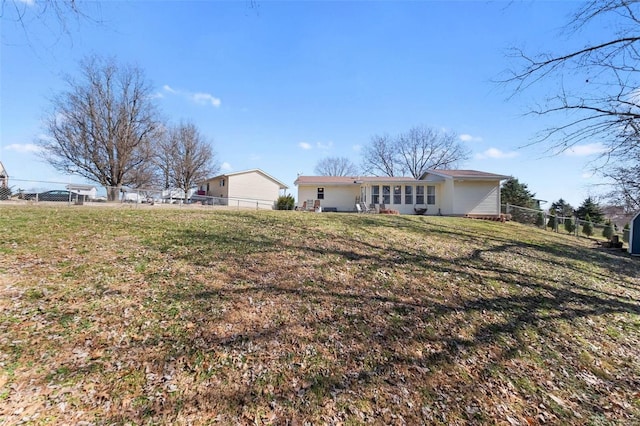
[602,219,614,240]
[276,195,295,210]
[582,214,593,237]
[547,212,557,230]
[564,217,575,234]
[535,212,545,227]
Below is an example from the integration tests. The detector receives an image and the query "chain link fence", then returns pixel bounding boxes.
[502,203,633,245]
[0,179,277,210]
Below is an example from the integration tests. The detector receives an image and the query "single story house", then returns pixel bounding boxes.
[197,169,289,209]
[294,169,511,216]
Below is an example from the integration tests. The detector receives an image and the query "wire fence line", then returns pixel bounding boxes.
[502,203,632,244]
[0,178,277,210]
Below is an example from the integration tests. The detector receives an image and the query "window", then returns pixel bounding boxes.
[317,187,324,200]
[382,185,391,204]
[404,186,413,204]
[393,185,401,204]
[219,178,225,187]
[372,185,380,204]
[416,185,425,204]
[427,185,436,204]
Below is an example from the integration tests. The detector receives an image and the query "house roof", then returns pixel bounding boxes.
[295,169,510,186]
[294,175,417,186]
[420,169,511,181]
[202,168,288,189]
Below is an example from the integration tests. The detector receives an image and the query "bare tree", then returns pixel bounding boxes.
[1,0,101,46]
[155,122,219,195]
[397,126,469,178]
[361,134,399,176]
[40,55,163,201]
[504,1,640,209]
[314,156,359,176]
[361,127,469,177]
[504,1,640,191]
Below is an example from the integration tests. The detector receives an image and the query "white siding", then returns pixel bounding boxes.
[297,185,359,211]
[228,171,281,205]
[452,181,500,216]
[438,180,455,215]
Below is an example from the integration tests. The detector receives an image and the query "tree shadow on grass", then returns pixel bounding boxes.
[75,215,640,424]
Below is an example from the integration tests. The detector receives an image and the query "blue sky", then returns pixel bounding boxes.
[1,1,611,207]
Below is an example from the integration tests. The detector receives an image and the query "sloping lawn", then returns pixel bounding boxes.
[1,206,639,425]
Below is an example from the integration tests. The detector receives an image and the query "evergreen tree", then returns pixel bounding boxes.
[576,197,604,223]
[550,198,574,218]
[564,216,576,234]
[582,214,594,237]
[501,178,536,208]
[547,211,557,230]
[602,219,614,240]
[535,212,545,227]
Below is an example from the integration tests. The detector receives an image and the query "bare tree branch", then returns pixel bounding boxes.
[361,127,469,178]
[314,157,359,176]
[40,55,163,201]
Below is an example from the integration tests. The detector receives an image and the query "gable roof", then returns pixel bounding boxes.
[420,169,511,181]
[203,168,288,189]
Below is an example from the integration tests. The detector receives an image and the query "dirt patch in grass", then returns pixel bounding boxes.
[1,206,639,424]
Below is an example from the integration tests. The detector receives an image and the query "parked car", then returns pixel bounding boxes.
[23,190,80,202]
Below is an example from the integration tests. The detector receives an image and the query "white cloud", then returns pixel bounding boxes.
[460,134,483,143]
[192,92,221,107]
[5,143,43,153]
[352,144,362,152]
[581,172,595,179]
[564,143,608,157]
[299,142,312,150]
[316,141,333,150]
[221,162,232,171]
[162,85,221,107]
[18,0,35,5]
[475,147,519,160]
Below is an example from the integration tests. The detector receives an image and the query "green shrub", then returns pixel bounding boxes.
[547,212,556,230]
[535,212,545,227]
[602,219,614,240]
[564,217,575,234]
[582,214,593,237]
[276,195,295,210]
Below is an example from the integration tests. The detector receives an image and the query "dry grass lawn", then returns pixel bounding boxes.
[0,206,639,425]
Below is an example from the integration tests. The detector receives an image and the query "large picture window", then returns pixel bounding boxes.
[427,186,436,204]
[382,185,391,204]
[416,185,425,204]
[372,186,380,204]
[317,188,324,200]
[393,186,402,204]
[404,186,413,204]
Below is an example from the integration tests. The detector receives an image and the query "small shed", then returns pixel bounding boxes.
[628,211,640,256]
